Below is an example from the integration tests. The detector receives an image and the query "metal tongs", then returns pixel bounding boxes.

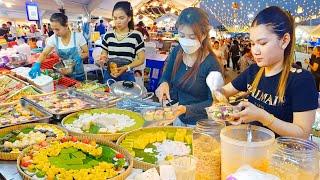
[161,94,172,107]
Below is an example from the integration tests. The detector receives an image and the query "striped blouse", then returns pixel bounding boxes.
[101,29,145,62]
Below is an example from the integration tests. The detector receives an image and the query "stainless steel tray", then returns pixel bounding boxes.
[24,89,102,119]
[5,85,44,103]
[0,98,53,128]
[72,88,121,107]
[3,74,29,86]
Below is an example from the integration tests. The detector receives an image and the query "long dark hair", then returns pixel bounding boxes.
[251,6,295,103]
[172,7,217,87]
[113,1,134,30]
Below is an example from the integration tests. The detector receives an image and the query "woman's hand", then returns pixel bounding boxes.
[155,82,171,103]
[111,66,128,78]
[98,54,107,67]
[231,100,269,124]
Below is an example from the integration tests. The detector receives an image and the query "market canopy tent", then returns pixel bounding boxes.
[200,0,320,32]
[310,25,320,37]
[0,0,196,23]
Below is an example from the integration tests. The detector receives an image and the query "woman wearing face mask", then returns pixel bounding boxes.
[217,6,318,139]
[155,7,221,127]
[99,1,145,83]
[29,12,88,81]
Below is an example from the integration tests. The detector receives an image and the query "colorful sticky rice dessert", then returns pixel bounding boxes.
[0,124,66,154]
[119,128,192,164]
[29,92,95,114]
[19,136,129,180]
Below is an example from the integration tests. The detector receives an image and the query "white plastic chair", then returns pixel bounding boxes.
[83,47,104,80]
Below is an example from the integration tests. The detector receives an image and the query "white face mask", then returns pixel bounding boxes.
[178,37,201,54]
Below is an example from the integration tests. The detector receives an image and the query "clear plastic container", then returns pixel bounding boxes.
[268,137,319,179]
[220,125,275,179]
[193,120,225,180]
[206,103,241,125]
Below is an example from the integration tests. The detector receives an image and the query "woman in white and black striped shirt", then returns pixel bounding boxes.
[99,1,145,83]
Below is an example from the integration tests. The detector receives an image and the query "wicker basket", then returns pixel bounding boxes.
[116,126,193,170]
[0,123,68,160]
[61,108,145,142]
[17,136,133,180]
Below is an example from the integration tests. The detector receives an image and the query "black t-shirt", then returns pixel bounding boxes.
[232,64,318,134]
[230,44,240,58]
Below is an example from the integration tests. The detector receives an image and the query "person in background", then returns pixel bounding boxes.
[230,39,241,73]
[155,7,221,127]
[239,47,254,72]
[151,22,158,32]
[136,21,149,41]
[217,6,318,139]
[6,21,17,40]
[94,23,98,32]
[99,1,145,83]
[305,46,320,91]
[16,25,23,39]
[210,37,216,45]
[42,24,48,35]
[48,23,54,37]
[0,24,9,41]
[219,39,228,71]
[30,24,36,33]
[29,12,88,81]
[212,41,224,73]
[97,19,106,36]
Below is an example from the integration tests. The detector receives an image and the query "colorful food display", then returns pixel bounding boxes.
[0,124,65,154]
[0,102,51,128]
[0,75,27,102]
[117,127,192,168]
[5,86,42,103]
[142,107,175,122]
[62,108,145,141]
[18,137,132,180]
[206,103,241,125]
[27,91,98,115]
[74,81,119,103]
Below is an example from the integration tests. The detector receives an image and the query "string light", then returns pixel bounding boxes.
[201,0,320,32]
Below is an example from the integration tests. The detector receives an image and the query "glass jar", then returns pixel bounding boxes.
[193,120,225,180]
[268,137,319,179]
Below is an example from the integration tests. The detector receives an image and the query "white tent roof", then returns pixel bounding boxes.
[0,0,195,23]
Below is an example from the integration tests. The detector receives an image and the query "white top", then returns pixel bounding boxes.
[46,32,87,53]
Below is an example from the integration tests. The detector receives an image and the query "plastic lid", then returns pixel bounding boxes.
[220,125,275,147]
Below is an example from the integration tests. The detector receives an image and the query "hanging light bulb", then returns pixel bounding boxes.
[297,6,304,14]
[152,1,159,7]
[295,17,301,23]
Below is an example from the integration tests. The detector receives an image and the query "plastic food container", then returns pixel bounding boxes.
[206,103,241,125]
[30,75,54,93]
[142,107,175,122]
[220,125,275,179]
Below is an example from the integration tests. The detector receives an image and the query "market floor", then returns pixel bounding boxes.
[225,68,239,84]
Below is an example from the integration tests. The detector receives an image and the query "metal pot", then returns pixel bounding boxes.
[53,60,75,75]
[107,79,154,100]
